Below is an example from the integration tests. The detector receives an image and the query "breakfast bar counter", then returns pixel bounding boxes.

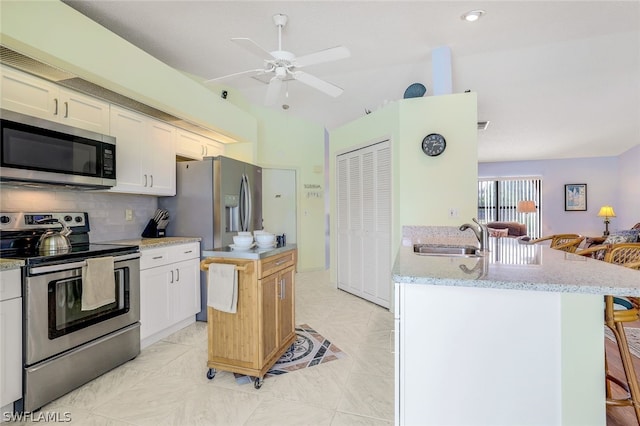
[393,238,638,426]
[393,237,640,296]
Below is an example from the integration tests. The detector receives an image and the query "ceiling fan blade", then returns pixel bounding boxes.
[231,37,275,59]
[204,68,266,83]
[293,71,344,97]
[264,77,283,106]
[294,46,351,68]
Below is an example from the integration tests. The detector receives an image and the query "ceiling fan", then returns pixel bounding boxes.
[205,14,351,106]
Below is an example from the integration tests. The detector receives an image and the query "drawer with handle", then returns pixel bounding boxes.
[140,242,200,270]
[258,250,296,278]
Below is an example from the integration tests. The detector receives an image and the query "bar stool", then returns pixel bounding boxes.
[605,295,640,422]
[578,243,640,421]
[530,234,585,253]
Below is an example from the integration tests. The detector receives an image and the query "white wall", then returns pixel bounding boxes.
[330,94,478,282]
[479,145,639,236]
[249,105,326,272]
[617,144,640,228]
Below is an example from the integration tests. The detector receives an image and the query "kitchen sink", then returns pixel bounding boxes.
[413,244,480,257]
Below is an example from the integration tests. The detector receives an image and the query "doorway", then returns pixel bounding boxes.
[262,168,297,243]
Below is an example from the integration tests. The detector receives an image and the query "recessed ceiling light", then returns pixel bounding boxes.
[461,10,485,22]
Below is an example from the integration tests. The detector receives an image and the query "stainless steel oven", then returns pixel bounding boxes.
[22,252,140,412]
[24,253,139,365]
[0,212,140,413]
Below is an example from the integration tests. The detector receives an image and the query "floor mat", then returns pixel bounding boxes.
[234,324,346,384]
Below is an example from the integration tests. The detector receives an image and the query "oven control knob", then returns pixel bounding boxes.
[0,215,10,224]
[64,215,73,222]
[74,216,83,223]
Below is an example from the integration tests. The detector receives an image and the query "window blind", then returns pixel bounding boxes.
[478,177,542,238]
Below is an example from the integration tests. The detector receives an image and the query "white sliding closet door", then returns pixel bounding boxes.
[337,140,391,308]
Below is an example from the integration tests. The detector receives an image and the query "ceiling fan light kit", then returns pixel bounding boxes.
[207,13,351,106]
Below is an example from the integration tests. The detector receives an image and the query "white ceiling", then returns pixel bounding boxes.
[62,0,640,163]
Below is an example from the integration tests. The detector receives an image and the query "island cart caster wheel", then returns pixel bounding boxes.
[206,368,217,380]
[253,377,263,389]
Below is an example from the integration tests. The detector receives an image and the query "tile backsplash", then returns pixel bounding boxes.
[0,187,158,242]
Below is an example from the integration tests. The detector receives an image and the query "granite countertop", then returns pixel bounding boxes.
[104,236,201,250]
[202,243,297,260]
[0,258,24,271]
[393,237,640,296]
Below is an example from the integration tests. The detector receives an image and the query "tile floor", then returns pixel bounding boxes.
[11,270,395,425]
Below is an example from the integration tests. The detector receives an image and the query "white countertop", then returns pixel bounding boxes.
[104,236,201,250]
[393,237,640,296]
[202,244,297,260]
[0,258,24,271]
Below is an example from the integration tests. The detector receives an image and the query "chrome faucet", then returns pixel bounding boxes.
[459,218,489,252]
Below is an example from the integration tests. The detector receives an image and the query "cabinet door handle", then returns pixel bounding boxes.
[64,101,69,118]
[176,268,180,282]
[275,259,287,266]
[170,269,174,283]
[201,145,205,156]
[184,250,193,254]
[54,98,58,115]
[144,174,148,187]
[152,255,164,260]
[150,175,154,187]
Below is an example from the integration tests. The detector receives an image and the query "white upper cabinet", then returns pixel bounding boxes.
[176,128,224,160]
[109,105,176,196]
[0,64,110,134]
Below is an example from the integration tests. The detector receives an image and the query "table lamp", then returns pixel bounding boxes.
[517,200,536,215]
[597,205,616,236]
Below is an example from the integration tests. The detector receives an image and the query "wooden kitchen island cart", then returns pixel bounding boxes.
[200,246,297,389]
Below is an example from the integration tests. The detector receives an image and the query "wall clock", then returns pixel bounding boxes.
[421,133,446,157]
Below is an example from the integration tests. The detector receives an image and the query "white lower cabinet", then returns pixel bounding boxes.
[139,242,200,348]
[1,269,22,416]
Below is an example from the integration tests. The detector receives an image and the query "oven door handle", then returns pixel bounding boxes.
[29,252,140,275]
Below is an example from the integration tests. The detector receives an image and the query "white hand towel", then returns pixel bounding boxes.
[207,263,238,314]
[82,256,116,311]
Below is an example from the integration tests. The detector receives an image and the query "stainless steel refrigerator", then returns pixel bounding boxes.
[158,155,262,320]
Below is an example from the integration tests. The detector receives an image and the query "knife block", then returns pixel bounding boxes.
[141,219,164,238]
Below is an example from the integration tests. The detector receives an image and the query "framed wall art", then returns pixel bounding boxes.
[565,184,587,211]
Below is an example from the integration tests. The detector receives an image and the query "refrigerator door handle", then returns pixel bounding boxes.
[239,174,245,231]
[245,174,252,232]
[240,174,251,232]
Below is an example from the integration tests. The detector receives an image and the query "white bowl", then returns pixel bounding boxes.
[233,235,254,247]
[257,242,275,249]
[255,233,275,245]
[253,230,268,236]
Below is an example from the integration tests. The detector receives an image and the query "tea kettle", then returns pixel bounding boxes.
[36,218,72,254]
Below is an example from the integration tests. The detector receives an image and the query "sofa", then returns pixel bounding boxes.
[486,221,528,238]
[582,223,640,258]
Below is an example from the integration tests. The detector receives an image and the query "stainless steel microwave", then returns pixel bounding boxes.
[0,109,116,189]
